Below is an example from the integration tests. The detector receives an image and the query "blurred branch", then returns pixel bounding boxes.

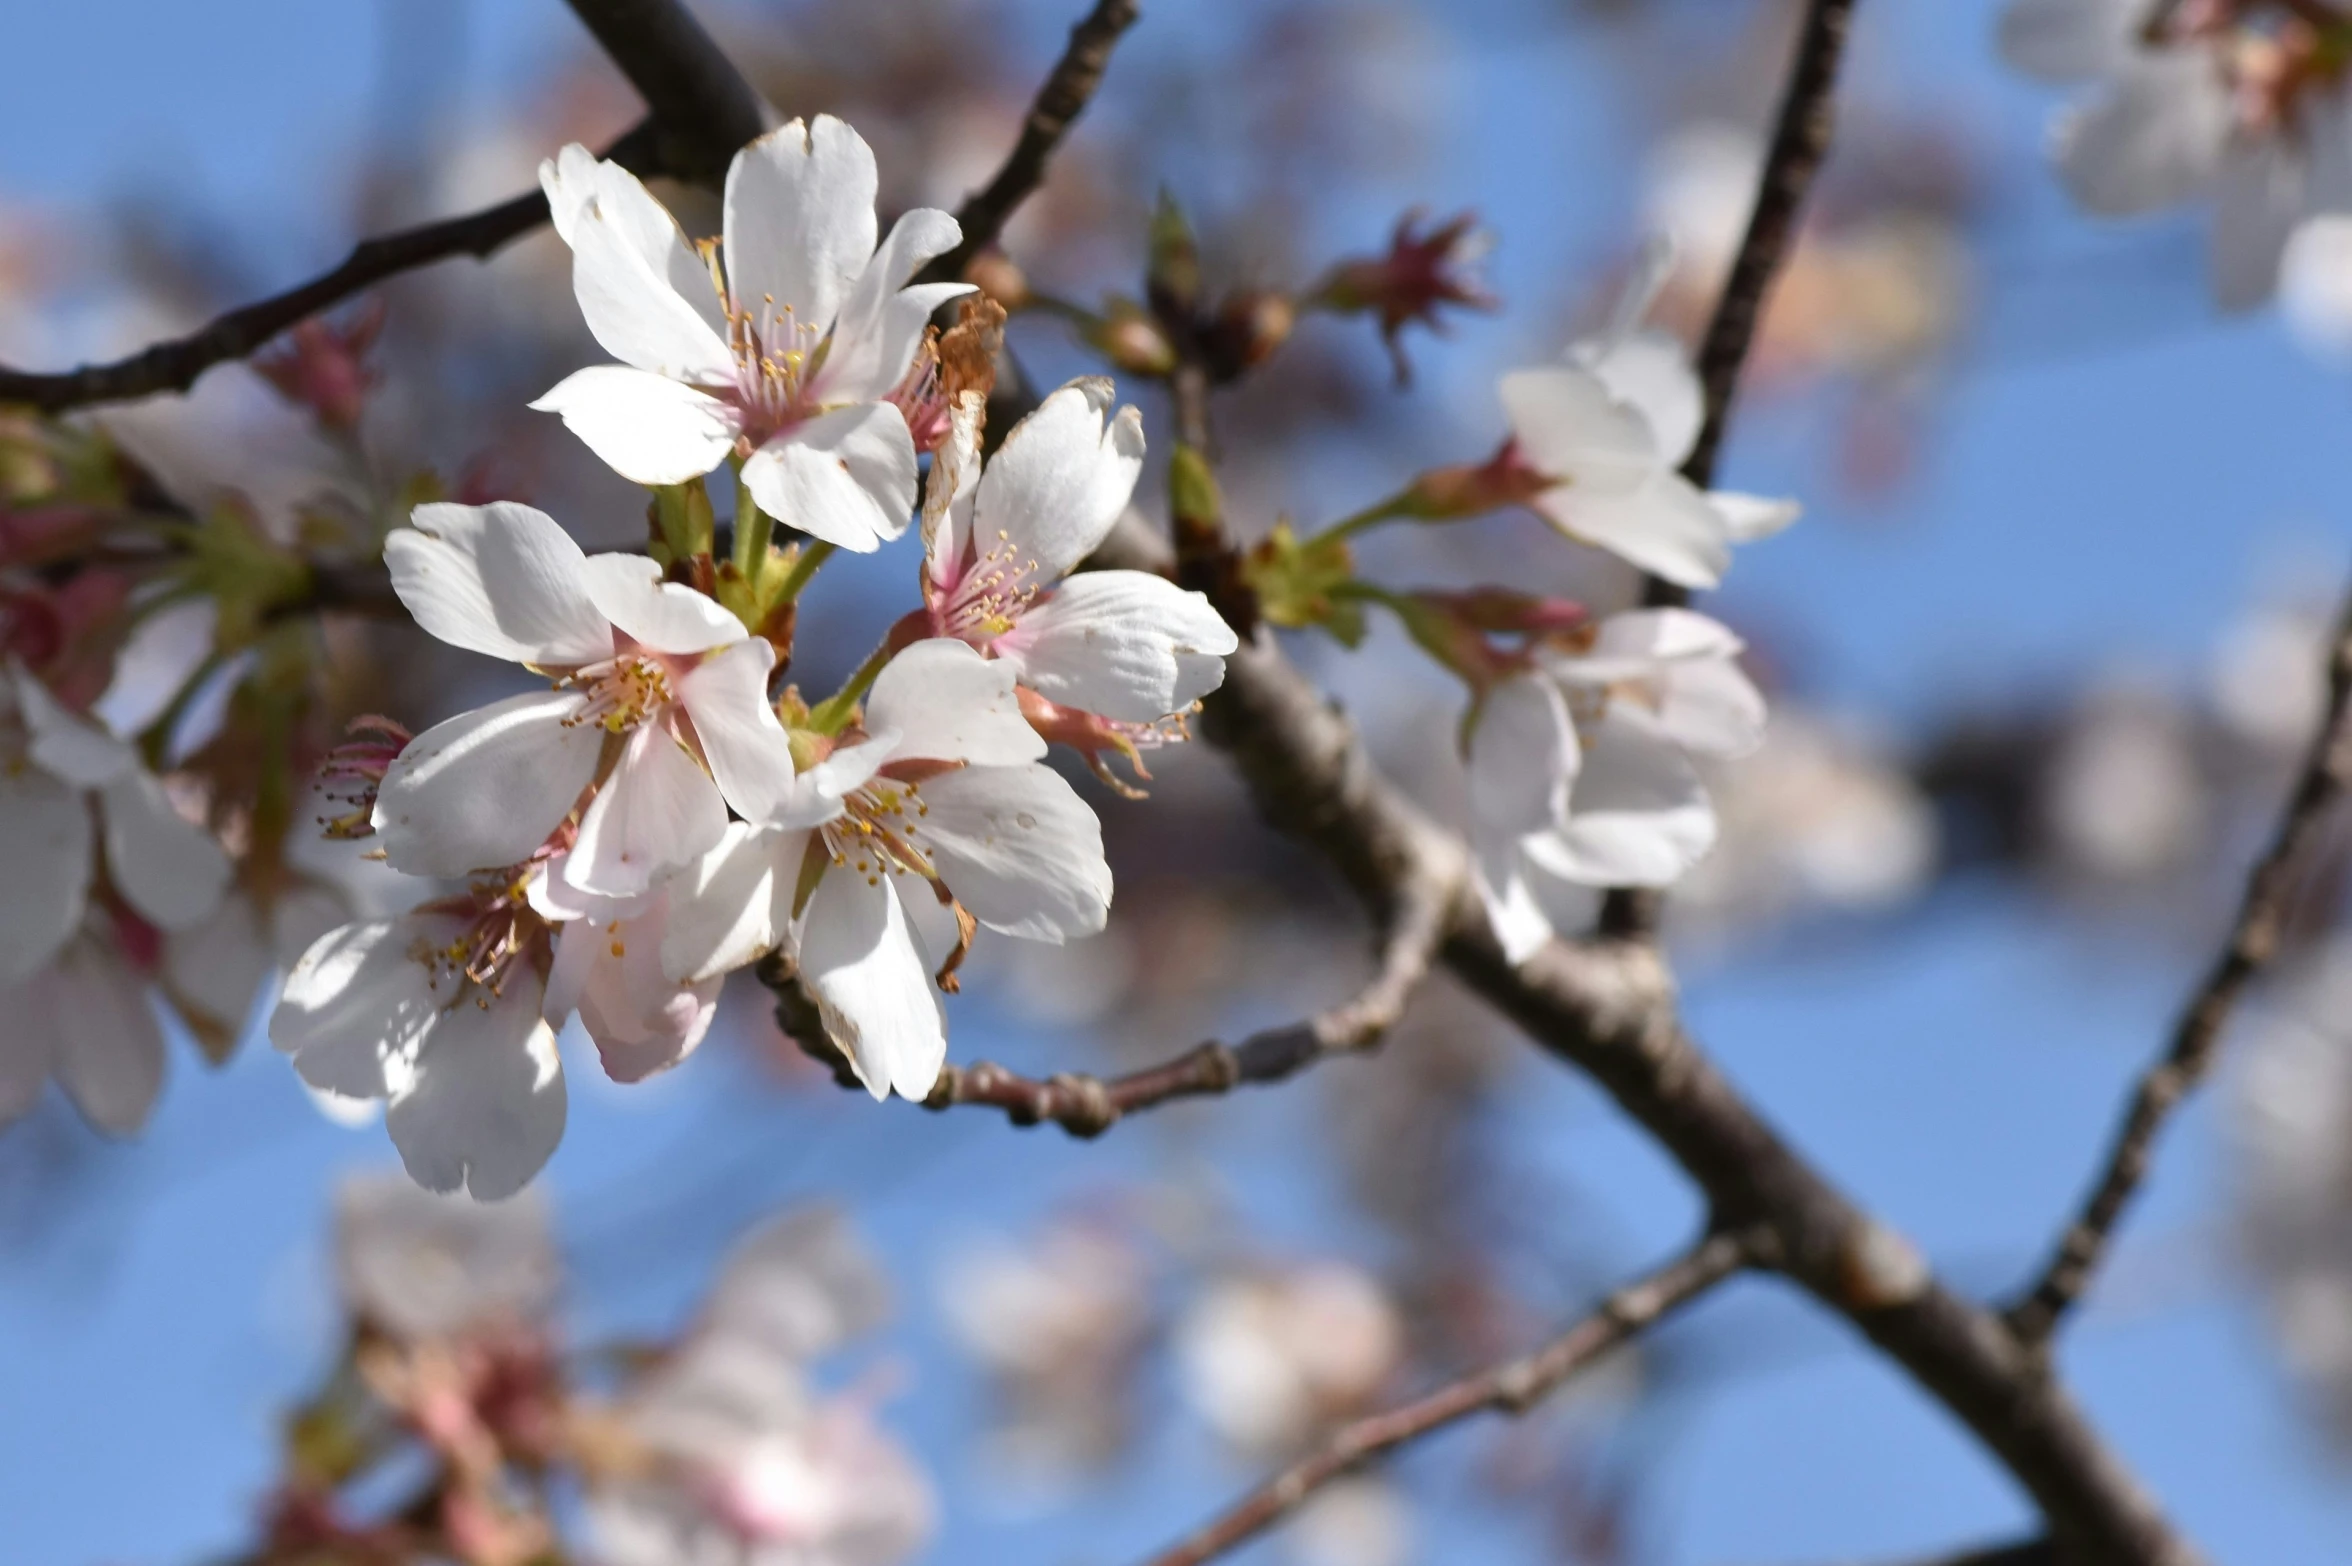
[1135,1227,1763,1566]
[917,0,1145,287]
[2007,583,2352,1344]
[561,0,775,178]
[923,859,1450,1135]
[0,125,660,414]
[1602,0,1856,938]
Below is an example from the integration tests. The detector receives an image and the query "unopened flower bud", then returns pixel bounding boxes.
[963,250,1031,312]
[1204,289,1296,381]
[1086,305,1178,377]
[1399,440,1549,521]
[255,300,386,431]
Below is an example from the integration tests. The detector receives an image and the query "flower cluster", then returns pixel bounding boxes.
[268,117,1240,1198]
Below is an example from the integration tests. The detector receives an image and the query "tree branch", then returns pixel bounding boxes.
[918,0,1144,287]
[922,855,1451,1136]
[1134,1227,1762,1566]
[0,123,663,414]
[2006,583,2352,1344]
[561,0,774,179]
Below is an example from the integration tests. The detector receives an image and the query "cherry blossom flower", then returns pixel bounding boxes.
[1496,257,1797,588]
[336,1172,559,1342]
[530,850,721,1085]
[2000,0,2352,307]
[920,379,1237,732]
[376,500,800,898]
[1466,608,1765,963]
[662,638,1113,1102]
[531,117,973,552]
[0,665,230,1133]
[1174,1261,1404,1456]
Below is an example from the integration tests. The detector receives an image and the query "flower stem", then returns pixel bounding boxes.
[772,538,834,605]
[732,470,773,578]
[1312,490,1413,545]
[807,640,893,735]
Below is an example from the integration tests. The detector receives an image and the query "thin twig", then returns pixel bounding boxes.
[918,0,1144,286]
[0,121,659,414]
[561,0,774,177]
[1601,0,1857,939]
[2007,585,2352,1343]
[1134,1228,1761,1566]
[924,859,1451,1136]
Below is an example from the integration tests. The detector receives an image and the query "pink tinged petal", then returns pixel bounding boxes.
[1997,0,2136,82]
[2054,53,2230,217]
[565,723,730,898]
[573,894,720,1082]
[866,639,1045,766]
[674,638,799,822]
[100,771,230,930]
[542,915,600,1027]
[974,379,1147,578]
[0,973,53,1126]
[1576,329,1704,468]
[530,368,740,487]
[576,553,746,655]
[14,666,137,785]
[706,1208,891,1362]
[1467,675,1578,839]
[373,692,603,879]
[913,763,1111,941]
[538,143,601,246]
[566,197,737,384]
[1712,490,1800,542]
[272,914,464,1099]
[0,768,93,987]
[50,944,166,1135]
[1497,365,1660,492]
[774,735,892,829]
[1006,571,1238,723]
[739,403,917,553]
[389,502,614,668]
[661,824,805,985]
[1471,826,1554,966]
[385,973,568,1201]
[1530,470,1732,590]
[797,867,946,1102]
[1522,710,1716,887]
[723,115,880,340]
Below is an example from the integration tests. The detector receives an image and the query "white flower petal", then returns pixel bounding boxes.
[914,763,1112,942]
[1530,470,1732,589]
[866,639,1044,766]
[773,734,894,829]
[0,972,53,1126]
[723,115,880,341]
[1712,490,1801,542]
[567,193,737,383]
[661,824,804,985]
[272,914,461,1100]
[15,667,137,785]
[99,770,229,930]
[2054,53,2230,217]
[1472,827,1554,966]
[818,205,971,401]
[374,692,603,878]
[1468,675,1578,839]
[922,392,986,589]
[0,768,92,987]
[530,367,740,486]
[1653,657,1768,759]
[576,553,745,655]
[1006,571,1236,722]
[574,892,720,1083]
[386,973,567,1201]
[675,638,800,823]
[739,402,918,553]
[164,891,273,1049]
[565,723,730,898]
[50,944,166,1136]
[574,152,731,343]
[1577,328,1703,468]
[539,142,602,246]
[1998,0,2136,81]
[389,503,614,668]
[1522,711,1716,887]
[1562,607,1743,678]
[1498,365,1659,492]
[94,598,218,740]
[2213,139,2307,311]
[797,867,945,1102]
[975,380,1147,578]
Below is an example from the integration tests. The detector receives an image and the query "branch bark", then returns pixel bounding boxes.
[561,0,775,178]
[1135,1228,1762,1566]
[2006,583,2352,1343]
[918,0,1144,286]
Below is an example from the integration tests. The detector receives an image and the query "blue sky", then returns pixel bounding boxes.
[4,2,2351,1564]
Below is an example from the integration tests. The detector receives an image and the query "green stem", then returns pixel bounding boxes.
[771,538,835,606]
[732,470,774,578]
[1312,490,1414,546]
[807,640,894,735]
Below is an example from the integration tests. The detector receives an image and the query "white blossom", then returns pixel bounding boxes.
[1466,609,1763,962]
[532,116,973,552]
[1175,1262,1404,1456]
[662,638,1112,1102]
[335,1171,559,1341]
[377,500,800,897]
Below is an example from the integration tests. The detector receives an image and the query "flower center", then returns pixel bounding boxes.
[820,778,936,886]
[558,654,673,735]
[416,873,544,1005]
[941,530,1047,642]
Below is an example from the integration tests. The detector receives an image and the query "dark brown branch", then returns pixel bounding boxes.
[1135,1228,1760,1566]
[2006,585,2352,1344]
[1602,0,1857,938]
[561,0,774,179]
[923,854,1451,1136]
[0,122,660,415]
[918,0,1144,286]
